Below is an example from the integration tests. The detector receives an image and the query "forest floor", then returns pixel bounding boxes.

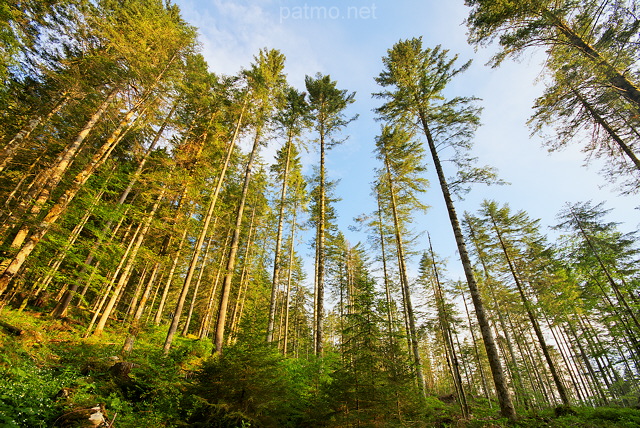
[1,307,640,427]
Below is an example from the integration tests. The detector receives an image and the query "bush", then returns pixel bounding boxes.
[186,342,316,427]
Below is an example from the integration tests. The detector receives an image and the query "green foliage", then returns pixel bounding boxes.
[187,342,320,427]
[0,358,78,427]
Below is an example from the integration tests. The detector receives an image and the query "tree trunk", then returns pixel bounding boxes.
[122,261,161,355]
[315,127,326,356]
[0,92,71,174]
[181,236,214,337]
[418,112,516,420]
[282,199,298,356]
[460,283,492,404]
[570,88,640,170]
[548,12,640,114]
[93,189,164,335]
[429,234,469,417]
[384,155,427,398]
[267,137,294,342]
[488,213,571,406]
[376,191,396,352]
[213,125,261,355]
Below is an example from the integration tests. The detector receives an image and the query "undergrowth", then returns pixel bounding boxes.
[1,308,640,427]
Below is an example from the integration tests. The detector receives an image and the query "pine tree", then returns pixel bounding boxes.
[375,37,515,420]
[305,73,356,356]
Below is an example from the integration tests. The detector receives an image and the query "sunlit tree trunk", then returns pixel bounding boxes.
[0,92,71,174]
[93,189,165,335]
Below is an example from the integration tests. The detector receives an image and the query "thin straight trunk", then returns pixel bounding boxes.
[419,114,515,420]
[571,88,640,170]
[228,208,257,344]
[213,125,262,355]
[315,124,326,357]
[267,137,294,342]
[122,261,162,355]
[94,190,164,335]
[559,323,597,405]
[181,236,214,336]
[282,199,298,356]
[376,192,396,349]
[548,11,640,113]
[124,263,150,321]
[579,315,616,395]
[145,267,165,324]
[198,229,231,339]
[0,93,71,174]
[566,318,609,405]
[313,227,319,352]
[428,234,469,417]
[488,214,570,405]
[521,324,552,408]
[154,227,188,324]
[460,283,492,403]
[550,321,587,403]
[383,155,426,397]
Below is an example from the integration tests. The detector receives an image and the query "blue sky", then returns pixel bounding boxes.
[173,0,639,280]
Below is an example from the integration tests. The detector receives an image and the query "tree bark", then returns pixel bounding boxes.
[267,137,294,342]
[384,154,427,398]
[418,111,516,420]
[488,212,570,406]
[0,92,71,174]
[93,189,164,335]
[213,125,261,355]
[547,11,640,114]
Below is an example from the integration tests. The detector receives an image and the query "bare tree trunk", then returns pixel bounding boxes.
[282,204,298,355]
[93,190,165,335]
[428,234,469,417]
[383,155,427,398]
[0,92,71,174]
[459,282,492,404]
[165,98,246,354]
[181,236,214,336]
[198,231,230,339]
[376,191,396,351]
[213,125,261,355]
[418,113,516,420]
[267,137,294,342]
[122,261,162,355]
[228,208,257,345]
